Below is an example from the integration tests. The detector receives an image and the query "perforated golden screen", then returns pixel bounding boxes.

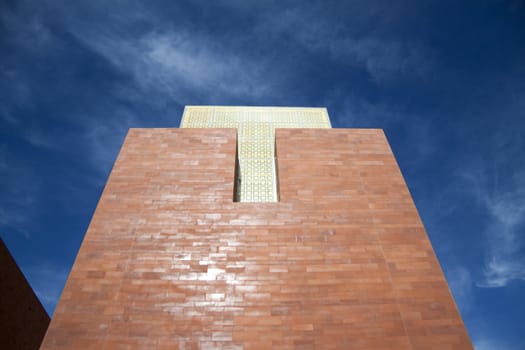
[180,106,332,202]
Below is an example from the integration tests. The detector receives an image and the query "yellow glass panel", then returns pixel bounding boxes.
[181,106,332,202]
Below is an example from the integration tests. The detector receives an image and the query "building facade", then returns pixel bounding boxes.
[1,238,50,349]
[41,106,473,349]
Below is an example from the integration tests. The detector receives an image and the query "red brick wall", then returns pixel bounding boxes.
[1,238,50,349]
[41,128,473,349]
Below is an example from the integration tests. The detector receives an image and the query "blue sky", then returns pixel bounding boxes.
[1,1,524,348]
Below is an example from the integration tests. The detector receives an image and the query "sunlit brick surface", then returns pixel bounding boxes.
[41,128,473,349]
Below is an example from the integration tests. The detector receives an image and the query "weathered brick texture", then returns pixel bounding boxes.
[41,128,473,349]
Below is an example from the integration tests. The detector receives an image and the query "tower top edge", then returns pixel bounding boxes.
[181,106,331,128]
[184,105,327,110]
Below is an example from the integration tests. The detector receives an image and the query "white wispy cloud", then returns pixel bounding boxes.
[474,338,512,350]
[450,87,525,289]
[74,29,276,104]
[480,258,525,288]
[255,5,434,83]
[460,163,525,288]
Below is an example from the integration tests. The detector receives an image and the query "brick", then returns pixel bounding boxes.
[40,127,473,349]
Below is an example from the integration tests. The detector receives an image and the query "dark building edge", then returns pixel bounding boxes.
[0,237,50,349]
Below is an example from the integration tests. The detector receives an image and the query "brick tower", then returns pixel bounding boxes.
[41,106,473,349]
